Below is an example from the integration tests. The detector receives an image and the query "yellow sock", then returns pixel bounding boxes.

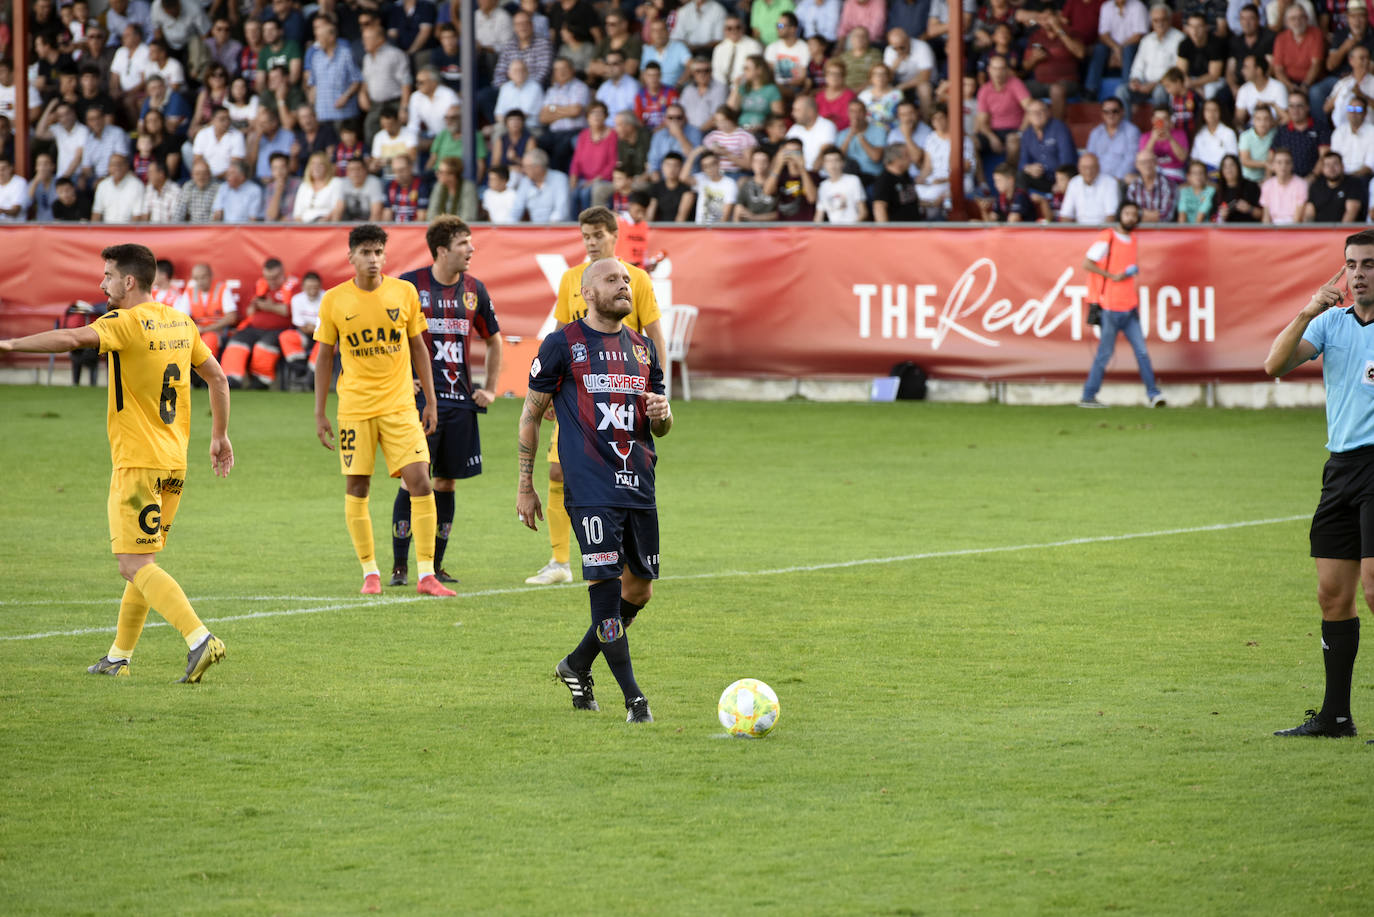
[131,564,206,648]
[109,580,150,660]
[548,478,571,565]
[412,492,437,579]
[344,494,376,572]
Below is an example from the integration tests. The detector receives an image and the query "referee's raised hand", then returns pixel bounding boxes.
[1305,266,1348,318]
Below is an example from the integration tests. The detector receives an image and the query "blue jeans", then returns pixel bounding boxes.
[1083,307,1160,401]
[1085,42,1139,98]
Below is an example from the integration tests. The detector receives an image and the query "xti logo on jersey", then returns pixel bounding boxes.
[402,267,499,412]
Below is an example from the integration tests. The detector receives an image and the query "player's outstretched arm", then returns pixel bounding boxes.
[645,392,673,438]
[314,340,336,450]
[1265,266,1346,377]
[517,389,551,531]
[409,332,439,434]
[0,325,100,354]
[193,355,235,478]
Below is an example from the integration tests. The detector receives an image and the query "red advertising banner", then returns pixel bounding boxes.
[0,224,1352,381]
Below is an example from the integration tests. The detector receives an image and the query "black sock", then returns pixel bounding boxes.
[1321,617,1360,721]
[433,490,455,568]
[585,580,641,701]
[567,624,601,673]
[620,598,645,628]
[391,488,411,567]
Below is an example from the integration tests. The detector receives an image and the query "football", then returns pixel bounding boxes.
[717,679,780,738]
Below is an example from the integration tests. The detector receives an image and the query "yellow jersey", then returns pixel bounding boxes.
[314,275,427,419]
[93,301,211,470]
[553,258,661,331]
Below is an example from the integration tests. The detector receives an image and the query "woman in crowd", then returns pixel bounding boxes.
[816,59,856,131]
[293,151,344,222]
[1177,159,1216,223]
[569,101,618,212]
[729,55,784,132]
[859,63,903,132]
[189,64,231,138]
[428,156,478,222]
[490,109,535,173]
[225,75,260,133]
[1215,153,1261,222]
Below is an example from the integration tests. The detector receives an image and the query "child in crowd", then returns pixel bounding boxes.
[482,165,518,223]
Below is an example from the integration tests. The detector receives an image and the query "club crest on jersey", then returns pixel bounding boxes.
[387,308,400,322]
[419,290,431,310]
[464,291,477,310]
[633,344,649,364]
[570,342,588,363]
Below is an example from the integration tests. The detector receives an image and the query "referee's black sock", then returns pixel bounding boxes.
[433,490,455,569]
[1321,617,1360,722]
[391,488,411,568]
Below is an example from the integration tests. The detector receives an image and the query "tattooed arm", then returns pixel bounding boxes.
[516,389,553,531]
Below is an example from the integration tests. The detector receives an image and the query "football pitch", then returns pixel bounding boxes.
[2,386,1372,915]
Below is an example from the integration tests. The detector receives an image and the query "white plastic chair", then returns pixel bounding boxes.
[663,304,698,401]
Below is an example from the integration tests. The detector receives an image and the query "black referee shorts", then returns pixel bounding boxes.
[1310,444,1374,560]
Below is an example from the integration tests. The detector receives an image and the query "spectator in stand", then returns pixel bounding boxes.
[293,103,339,172]
[1121,3,1184,107]
[870,143,921,221]
[261,151,301,220]
[648,150,693,219]
[429,22,470,98]
[428,155,478,220]
[1176,11,1228,103]
[1313,0,1374,126]
[751,0,797,44]
[190,64,232,137]
[497,58,546,127]
[765,12,811,94]
[475,0,515,73]
[248,106,294,180]
[735,148,781,220]
[102,0,152,47]
[338,155,384,220]
[491,109,534,171]
[90,151,143,222]
[758,111,792,156]
[730,54,785,131]
[368,103,418,180]
[225,76,261,132]
[712,14,762,86]
[108,23,149,123]
[1020,9,1082,123]
[1225,6,1275,100]
[382,153,429,221]
[517,0,552,42]
[511,147,570,221]
[569,100,617,210]
[814,144,867,222]
[79,104,130,189]
[1259,147,1307,221]
[797,0,842,42]
[360,22,412,145]
[836,97,886,180]
[1059,151,1120,223]
[428,108,485,179]
[0,158,28,221]
[31,32,74,100]
[75,65,115,128]
[980,160,1036,221]
[701,104,759,175]
[635,61,679,130]
[916,103,973,215]
[36,100,91,183]
[139,74,188,137]
[3,57,42,124]
[407,66,459,152]
[52,178,88,220]
[211,158,264,221]
[1018,98,1075,194]
[647,102,703,177]
[266,0,309,45]
[493,10,554,91]
[1139,105,1190,183]
[1158,68,1200,135]
[1272,5,1326,103]
[143,39,186,92]
[1235,54,1290,128]
[257,17,304,93]
[223,257,300,389]
[1330,95,1374,176]
[192,106,246,179]
[292,148,344,220]
[673,0,727,55]
[976,54,1030,169]
[884,26,935,111]
[688,148,740,222]
[681,55,728,131]
[615,110,651,178]
[975,22,1019,87]
[837,0,886,46]
[538,57,590,171]
[1176,159,1216,222]
[387,0,439,69]
[281,270,323,386]
[174,262,238,358]
[970,0,1017,55]
[786,93,838,169]
[591,10,644,82]
[305,15,362,128]
[837,26,882,93]
[1238,101,1278,180]
[333,121,366,174]
[1085,0,1148,101]
[590,53,638,125]
[482,164,518,221]
[1192,97,1239,172]
[1326,45,1374,129]
[1215,152,1261,219]
[1126,148,1178,221]
[1303,150,1365,220]
[859,63,903,132]
[28,153,60,221]
[239,19,265,82]
[1272,91,1328,177]
[815,58,856,129]
[203,18,241,82]
[768,136,820,221]
[888,98,931,164]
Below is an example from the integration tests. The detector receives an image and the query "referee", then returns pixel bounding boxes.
[1263,232,1374,739]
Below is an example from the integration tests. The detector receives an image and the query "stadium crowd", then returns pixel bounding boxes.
[0,0,1372,223]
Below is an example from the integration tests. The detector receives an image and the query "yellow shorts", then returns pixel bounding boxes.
[108,467,185,555]
[547,420,560,464]
[338,410,430,478]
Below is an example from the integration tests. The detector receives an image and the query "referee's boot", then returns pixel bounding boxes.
[1274,709,1358,738]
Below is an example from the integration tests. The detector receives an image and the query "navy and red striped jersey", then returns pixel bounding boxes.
[529,319,665,509]
[400,266,500,413]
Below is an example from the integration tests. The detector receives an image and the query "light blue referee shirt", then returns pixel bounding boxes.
[1302,307,1374,452]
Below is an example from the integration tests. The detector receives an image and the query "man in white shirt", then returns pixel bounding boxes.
[475,0,515,57]
[688,149,738,223]
[407,67,460,148]
[1120,3,1183,106]
[816,147,866,223]
[0,58,41,121]
[785,94,837,169]
[368,104,419,181]
[1330,99,1374,178]
[1326,46,1374,130]
[496,58,546,125]
[1058,152,1121,223]
[142,38,185,91]
[134,158,181,222]
[672,0,727,55]
[765,13,810,93]
[796,0,841,41]
[191,106,246,178]
[1234,54,1289,129]
[0,158,29,221]
[37,101,90,179]
[594,52,640,118]
[109,23,149,95]
[91,153,144,222]
[360,23,412,143]
[711,15,762,86]
[1086,0,1148,100]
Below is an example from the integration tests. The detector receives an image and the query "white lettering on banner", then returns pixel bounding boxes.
[583,373,647,394]
[428,316,471,334]
[854,259,1217,348]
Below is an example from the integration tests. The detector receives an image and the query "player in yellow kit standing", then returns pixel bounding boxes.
[0,244,234,682]
[312,223,457,598]
[524,206,669,585]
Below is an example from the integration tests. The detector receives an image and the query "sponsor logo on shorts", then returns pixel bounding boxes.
[596,617,624,643]
[428,317,471,335]
[387,308,400,322]
[570,342,588,363]
[583,551,620,566]
[138,504,161,535]
[633,344,649,364]
[582,373,647,394]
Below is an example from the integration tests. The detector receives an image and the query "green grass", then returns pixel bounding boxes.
[1,387,1371,915]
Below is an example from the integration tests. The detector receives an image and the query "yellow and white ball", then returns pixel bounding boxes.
[718,679,780,738]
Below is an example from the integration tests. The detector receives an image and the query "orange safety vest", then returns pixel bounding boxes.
[184,282,230,327]
[615,215,651,268]
[1085,228,1138,312]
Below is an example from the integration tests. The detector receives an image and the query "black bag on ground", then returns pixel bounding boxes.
[889,361,928,400]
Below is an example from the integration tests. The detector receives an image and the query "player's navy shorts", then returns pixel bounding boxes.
[1310,444,1374,559]
[428,408,482,480]
[570,506,660,581]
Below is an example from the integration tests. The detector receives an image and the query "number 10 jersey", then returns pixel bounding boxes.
[93,302,211,469]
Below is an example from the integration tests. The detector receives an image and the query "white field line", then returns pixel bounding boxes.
[0,514,1307,642]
